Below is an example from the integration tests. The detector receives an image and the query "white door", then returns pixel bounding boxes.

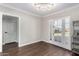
[63,17,71,50]
[50,17,71,50]
[53,20,63,46]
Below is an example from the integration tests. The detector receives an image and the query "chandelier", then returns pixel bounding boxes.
[32,3,55,11]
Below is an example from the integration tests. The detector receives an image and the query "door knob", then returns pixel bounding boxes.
[5,32,8,33]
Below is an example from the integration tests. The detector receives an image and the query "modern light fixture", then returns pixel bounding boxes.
[32,3,56,11]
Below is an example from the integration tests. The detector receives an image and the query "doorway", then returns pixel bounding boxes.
[2,14,19,51]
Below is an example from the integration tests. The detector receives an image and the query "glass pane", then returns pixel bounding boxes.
[65,18,70,36]
[53,20,62,36]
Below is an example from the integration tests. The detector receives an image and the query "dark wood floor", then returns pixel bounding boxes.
[0,41,78,56]
[3,42,18,51]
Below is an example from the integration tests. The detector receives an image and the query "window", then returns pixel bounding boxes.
[50,17,71,40]
[65,18,70,37]
[53,20,62,36]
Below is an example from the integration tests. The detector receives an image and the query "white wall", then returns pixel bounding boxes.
[0,5,42,52]
[42,5,79,50]
[0,12,2,52]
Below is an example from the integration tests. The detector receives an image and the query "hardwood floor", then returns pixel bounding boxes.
[3,42,18,51]
[0,41,78,56]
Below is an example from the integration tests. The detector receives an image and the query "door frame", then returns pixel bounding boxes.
[2,12,20,51]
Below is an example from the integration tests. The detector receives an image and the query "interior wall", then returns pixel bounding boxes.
[0,12,2,52]
[42,5,79,50]
[0,5,42,52]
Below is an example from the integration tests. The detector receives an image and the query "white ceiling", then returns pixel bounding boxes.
[2,3,79,16]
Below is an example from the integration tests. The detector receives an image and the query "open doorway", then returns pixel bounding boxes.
[2,14,19,52]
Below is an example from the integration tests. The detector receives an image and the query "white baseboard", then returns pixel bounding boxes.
[19,40,42,47]
[43,40,71,50]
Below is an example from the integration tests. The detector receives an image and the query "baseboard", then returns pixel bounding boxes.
[19,40,42,47]
[42,41,71,51]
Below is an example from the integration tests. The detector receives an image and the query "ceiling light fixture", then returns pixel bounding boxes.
[32,3,56,11]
